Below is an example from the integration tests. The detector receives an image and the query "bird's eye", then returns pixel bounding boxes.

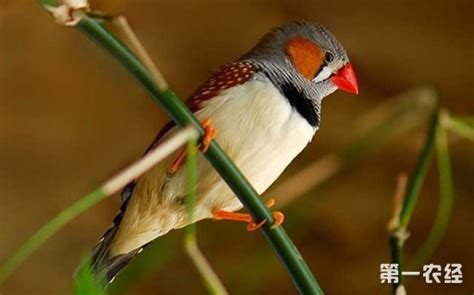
[324,52,334,63]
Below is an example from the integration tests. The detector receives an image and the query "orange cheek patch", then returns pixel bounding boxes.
[286,37,324,80]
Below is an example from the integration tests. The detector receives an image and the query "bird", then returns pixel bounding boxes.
[90,21,359,283]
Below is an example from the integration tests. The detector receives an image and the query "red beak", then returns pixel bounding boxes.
[331,63,359,95]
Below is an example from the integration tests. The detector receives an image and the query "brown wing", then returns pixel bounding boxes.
[144,60,256,153]
[185,60,256,112]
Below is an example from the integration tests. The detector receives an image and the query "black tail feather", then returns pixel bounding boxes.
[79,180,143,284]
[89,220,143,284]
[89,184,140,284]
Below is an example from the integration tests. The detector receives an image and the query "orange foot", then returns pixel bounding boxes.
[167,118,217,174]
[200,118,217,153]
[213,198,285,231]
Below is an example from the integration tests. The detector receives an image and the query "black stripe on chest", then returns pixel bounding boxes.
[278,82,320,127]
[252,63,320,127]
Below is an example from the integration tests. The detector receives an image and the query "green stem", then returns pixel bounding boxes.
[389,110,439,293]
[73,14,322,294]
[408,115,454,269]
[184,140,227,294]
[389,235,403,294]
[398,112,439,229]
[0,189,106,283]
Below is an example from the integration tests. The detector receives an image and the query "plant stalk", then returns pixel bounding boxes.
[408,112,454,269]
[389,110,439,293]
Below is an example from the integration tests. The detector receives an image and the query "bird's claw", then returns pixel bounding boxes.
[167,117,216,174]
[246,211,285,231]
[200,118,217,153]
[212,198,284,231]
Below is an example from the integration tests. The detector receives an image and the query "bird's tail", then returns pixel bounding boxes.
[88,222,139,284]
[86,193,143,285]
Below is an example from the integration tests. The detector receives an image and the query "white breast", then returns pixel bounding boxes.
[194,77,317,212]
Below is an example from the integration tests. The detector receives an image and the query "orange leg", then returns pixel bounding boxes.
[167,118,217,174]
[168,146,188,174]
[213,198,285,231]
[200,118,217,153]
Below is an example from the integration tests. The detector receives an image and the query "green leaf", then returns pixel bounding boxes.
[74,258,107,295]
[447,115,474,141]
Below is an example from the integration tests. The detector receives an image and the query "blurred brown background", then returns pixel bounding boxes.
[1,0,473,294]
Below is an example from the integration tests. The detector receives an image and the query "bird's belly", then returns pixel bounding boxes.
[194,79,316,213]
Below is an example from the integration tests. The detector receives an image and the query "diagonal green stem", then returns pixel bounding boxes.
[398,111,440,230]
[389,109,439,293]
[46,12,322,294]
[446,115,474,141]
[407,115,454,269]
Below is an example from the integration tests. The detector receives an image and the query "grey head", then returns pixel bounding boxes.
[242,21,358,127]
